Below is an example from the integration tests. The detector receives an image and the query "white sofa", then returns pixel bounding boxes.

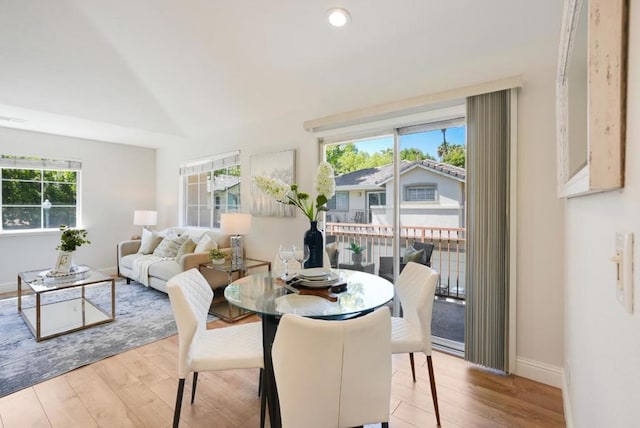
[117,227,231,294]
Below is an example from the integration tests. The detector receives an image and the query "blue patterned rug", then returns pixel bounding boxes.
[0,280,213,398]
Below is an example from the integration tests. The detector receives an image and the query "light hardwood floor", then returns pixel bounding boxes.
[0,315,565,427]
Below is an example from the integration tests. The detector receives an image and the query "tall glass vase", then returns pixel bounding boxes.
[303,221,324,268]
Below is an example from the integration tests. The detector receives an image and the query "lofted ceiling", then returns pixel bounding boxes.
[0,0,563,148]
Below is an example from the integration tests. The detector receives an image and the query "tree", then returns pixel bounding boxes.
[441,145,466,167]
[436,128,465,167]
[400,147,435,161]
[326,143,370,174]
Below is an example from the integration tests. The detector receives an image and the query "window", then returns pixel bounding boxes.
[327,191,349,211]
[1,155,81,231]
[404,184,437,202]
[180,151,241,228]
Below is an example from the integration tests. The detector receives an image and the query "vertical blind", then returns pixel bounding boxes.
[464,90,510,372]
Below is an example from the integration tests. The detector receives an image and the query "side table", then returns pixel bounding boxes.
[199,258,271,322]
[338,262,375,274]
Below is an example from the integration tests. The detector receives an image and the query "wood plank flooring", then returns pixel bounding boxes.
[0,315,565,427]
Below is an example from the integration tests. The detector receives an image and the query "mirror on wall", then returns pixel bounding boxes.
[566,1,588,178]
[556,0,628,198]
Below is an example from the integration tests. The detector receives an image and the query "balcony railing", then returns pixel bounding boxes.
[325,222,466,300]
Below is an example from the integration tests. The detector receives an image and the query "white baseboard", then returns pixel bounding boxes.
[0,266,118,295]
[562,371,574,427]
[515,356,563,388]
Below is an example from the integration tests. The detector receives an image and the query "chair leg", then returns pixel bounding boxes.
[260,370,266,428]
[409,353,416,382]
[427,356,441,427]
[173,378,185,428]
[191,372,199,404]
[258,368,263,396]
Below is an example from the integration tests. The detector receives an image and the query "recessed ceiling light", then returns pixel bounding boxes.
[327,8,350,27]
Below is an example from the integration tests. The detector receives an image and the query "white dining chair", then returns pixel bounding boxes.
[167,269,265,428]
[392,261,441,426]
[272,307,392,428]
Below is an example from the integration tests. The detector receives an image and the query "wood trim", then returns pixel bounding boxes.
[556,0,628,198]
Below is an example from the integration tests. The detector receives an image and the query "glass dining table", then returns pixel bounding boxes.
[224,268,394,428]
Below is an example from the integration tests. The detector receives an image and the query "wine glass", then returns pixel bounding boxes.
[293,244,310,272]
[278,244,295,279]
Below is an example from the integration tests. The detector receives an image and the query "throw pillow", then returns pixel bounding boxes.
[194,233,218,253]
[176,238,197,263]
[402,246,425,264]
[137,229,163,255]
[153,234,188,258]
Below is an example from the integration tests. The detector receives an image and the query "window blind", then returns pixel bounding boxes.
[464,89,511,372]
[179,151,240,176]
[0,156,81,171]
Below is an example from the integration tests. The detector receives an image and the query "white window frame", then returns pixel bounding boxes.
[404,183,437,202]
[0,155,82,233]
[179,151,241,228]
[327,191,349,211]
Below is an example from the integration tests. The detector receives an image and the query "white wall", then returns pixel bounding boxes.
[563,4,640,426]
[0,128,155,290]
[515,74,566,383]
[154,68,566,388]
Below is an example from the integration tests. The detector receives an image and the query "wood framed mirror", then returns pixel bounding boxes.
[556,0,628,198]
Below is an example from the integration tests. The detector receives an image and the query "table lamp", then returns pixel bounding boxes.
[221,213,252,267]
[133,210,158,238]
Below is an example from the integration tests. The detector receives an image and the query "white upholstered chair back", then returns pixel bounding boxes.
[167,268,213,378]
[395,261,439,355]
[272,307,391,428]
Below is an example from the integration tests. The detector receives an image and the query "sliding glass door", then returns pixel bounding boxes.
[323,119,466,352]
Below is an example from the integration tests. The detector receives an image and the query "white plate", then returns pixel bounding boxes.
[296,280,338,288]
[293,272,340,288]
[298,268,334,279]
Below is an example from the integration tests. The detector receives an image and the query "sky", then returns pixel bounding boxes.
[353,126,465,159]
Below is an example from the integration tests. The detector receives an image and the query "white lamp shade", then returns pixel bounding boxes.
[221,213,252,235]
[133,210,158,226]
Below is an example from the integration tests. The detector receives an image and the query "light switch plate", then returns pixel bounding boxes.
[615,232,634,314]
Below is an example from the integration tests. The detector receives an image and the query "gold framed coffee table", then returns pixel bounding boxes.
[17,266,115,341]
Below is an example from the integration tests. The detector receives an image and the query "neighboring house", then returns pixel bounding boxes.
[328,159,466,229]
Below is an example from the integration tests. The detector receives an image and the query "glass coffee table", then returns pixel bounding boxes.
[198,258,271,322]
[18,265,115,341]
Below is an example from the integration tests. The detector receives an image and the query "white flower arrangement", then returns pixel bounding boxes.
[254,162,336,222]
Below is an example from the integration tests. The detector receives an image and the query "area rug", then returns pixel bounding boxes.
[0,280,214,398]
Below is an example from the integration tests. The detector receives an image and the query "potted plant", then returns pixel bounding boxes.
[209,248,227,265]
[53,225,90,274]
[56,225,90,252]
[348,242,365,265]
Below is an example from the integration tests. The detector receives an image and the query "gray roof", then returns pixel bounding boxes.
[335,159,466,188]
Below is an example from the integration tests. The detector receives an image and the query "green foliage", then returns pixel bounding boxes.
[441,145,466,167]
[348,242,365,254]
[56,225,90,252]
[209,248,226,260]
[326,143,444,175]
